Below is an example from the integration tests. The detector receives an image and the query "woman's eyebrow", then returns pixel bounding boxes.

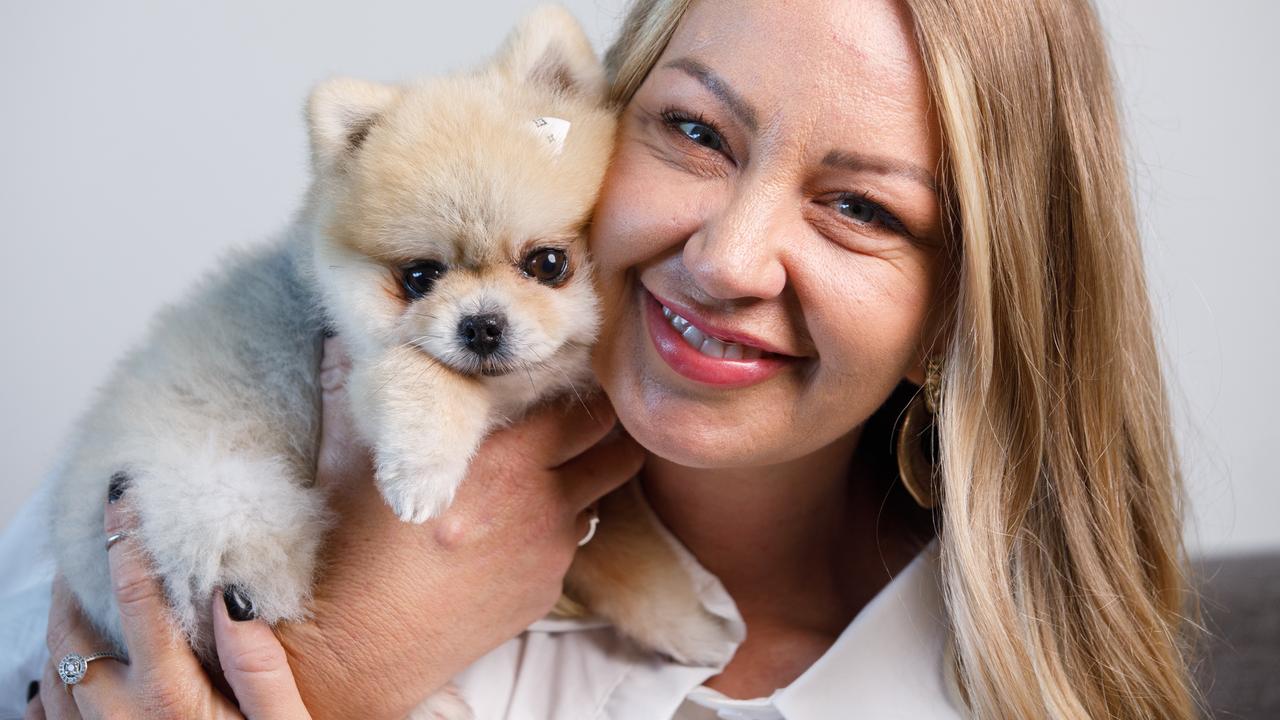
[662,57,936,194]
[661,57,759,132]
[822,150,938,194]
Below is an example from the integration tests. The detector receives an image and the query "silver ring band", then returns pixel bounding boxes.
[57,651,128,687]
[105,532,128,551]
[578,507,600,547]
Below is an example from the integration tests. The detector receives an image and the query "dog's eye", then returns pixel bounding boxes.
[401,260,447,299]
[521,248,570,286]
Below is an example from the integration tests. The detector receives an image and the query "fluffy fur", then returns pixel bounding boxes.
[50,6,735,717]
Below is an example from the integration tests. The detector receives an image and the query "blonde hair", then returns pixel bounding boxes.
[606,1,1197,718]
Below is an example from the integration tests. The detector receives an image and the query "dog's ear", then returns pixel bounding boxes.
[306,77,400,172]
[491,4,605,99]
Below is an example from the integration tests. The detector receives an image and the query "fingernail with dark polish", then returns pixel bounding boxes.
[26,680,38,702]
[107,471,130,504]
[223,585,256,621]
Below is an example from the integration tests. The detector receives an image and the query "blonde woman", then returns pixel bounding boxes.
[17,0,1196,717]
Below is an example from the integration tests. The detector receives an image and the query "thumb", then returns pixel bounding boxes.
[315,335,374,498]
[212,587,312,720]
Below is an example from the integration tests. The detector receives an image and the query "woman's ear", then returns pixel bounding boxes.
[489,4,605,99]
[906,277,953,387]
[904,362,926,387]
[906,323,950,387]
[306,77,400,174]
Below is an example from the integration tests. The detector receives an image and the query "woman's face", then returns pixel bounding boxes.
[591,0,944,468]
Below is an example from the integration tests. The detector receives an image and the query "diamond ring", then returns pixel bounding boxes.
[56,651,128,688]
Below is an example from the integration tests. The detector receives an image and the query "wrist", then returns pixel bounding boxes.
[277,604,444,720]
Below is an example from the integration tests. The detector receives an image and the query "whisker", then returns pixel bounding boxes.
[528,347,592,419]
[521,360,538,397]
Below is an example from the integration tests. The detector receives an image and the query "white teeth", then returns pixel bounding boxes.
[660,302,764,361]
[699,336,728,358]
[681,324,706,347]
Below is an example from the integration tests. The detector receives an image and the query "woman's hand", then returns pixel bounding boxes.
[29,497,310,719]
[277,337,641,719]
[30,335,640,720]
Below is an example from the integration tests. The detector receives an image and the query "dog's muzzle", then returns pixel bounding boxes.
[459,312,506,358]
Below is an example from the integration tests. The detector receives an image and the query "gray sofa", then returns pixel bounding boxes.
[1194,552,1280,718]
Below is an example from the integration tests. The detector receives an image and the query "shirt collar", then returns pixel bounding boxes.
[629,499,965,719]
[771,540,964,718]
[530,491,965,719]
[674,540,964,720]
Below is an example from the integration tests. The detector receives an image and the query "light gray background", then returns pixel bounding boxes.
[1,1,1275,554]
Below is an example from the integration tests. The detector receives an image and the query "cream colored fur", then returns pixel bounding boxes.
[49,6,736,717]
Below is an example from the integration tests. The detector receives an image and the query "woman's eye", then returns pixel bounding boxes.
[521,247,571,286]
[824,193,911,238]
[676,121,724,152]
[401,260,447,299]
[834,195,879,224]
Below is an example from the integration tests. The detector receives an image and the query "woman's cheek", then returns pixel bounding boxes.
[592,151,657,271]
[803,259,933,383]
[594,146,720,276]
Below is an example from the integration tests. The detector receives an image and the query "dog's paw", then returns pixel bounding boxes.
[103,453,331,661]
[407,683,474,720]
[375,454,468,524]
[650,608,742,667]
[381,482,454,524]
[215,523,322,624]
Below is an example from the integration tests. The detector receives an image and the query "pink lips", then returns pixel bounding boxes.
[643,289,796,388]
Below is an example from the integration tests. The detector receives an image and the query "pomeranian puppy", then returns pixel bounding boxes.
[48,5,735,716]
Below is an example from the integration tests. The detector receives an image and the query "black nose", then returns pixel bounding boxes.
[459,313,506,357]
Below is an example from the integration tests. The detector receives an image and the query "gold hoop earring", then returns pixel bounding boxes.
[897,357,942,509]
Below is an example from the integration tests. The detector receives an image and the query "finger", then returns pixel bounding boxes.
[37,651,83,720]
[212,588,311,720]
[315,336,373,496]
[44,576,127,716]
[502,393,617,468]
[102,492,203,680]
[23,695,46,720]
[556,429,645,512]
[319,335,353,393]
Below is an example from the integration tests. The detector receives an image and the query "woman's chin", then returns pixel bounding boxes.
[606,388,792,469]
[619,411,759,469]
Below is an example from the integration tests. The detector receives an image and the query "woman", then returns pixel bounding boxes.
[20,0,1197,717]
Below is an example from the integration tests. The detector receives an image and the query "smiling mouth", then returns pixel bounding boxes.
[643,289,796,388]
[657,304,770,360]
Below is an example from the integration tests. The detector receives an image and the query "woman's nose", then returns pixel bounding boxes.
[681,187,788,301]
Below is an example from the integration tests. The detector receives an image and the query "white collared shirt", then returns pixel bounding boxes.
[0,487,966,720]
[450,528,965,720]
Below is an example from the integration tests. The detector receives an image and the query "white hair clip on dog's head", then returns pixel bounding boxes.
[530,116,571,155]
